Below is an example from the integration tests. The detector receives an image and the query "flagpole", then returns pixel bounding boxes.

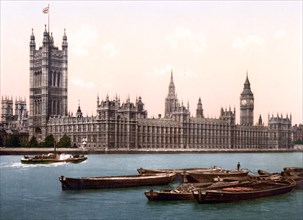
[48,4,50,34]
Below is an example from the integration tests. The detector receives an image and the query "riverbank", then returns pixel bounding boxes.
[1,146,302,155]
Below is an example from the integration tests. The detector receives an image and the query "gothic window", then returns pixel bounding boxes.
[52,100,55,115]
[57,72,61,87]
[57,101,60,115]
[53,72,56,86]
[50,71,53,86]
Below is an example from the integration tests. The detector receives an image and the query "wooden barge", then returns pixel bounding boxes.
[193,178,296,203]
[59,172,176,190]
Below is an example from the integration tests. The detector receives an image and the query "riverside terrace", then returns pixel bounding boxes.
[0,145,302,155]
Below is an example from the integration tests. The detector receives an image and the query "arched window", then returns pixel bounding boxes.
[57,72,61,87]
[57,101,60,115]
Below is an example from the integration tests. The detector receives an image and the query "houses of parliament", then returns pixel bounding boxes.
[1,27,293,150]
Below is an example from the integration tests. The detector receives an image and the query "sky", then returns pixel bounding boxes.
[0,1,302,125]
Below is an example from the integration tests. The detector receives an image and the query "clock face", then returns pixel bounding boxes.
[241,100,247,105]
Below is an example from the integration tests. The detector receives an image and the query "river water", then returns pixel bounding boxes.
[0,153,302,220]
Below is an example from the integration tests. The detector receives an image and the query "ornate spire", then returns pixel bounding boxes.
[50,32,54,45]
[62,28,68,48]
[168,69,175,96]
[76,100,83,118]
[43,25,49,45]
[241,72,253,95]
[30,28,36,48]
[258,114,263,126]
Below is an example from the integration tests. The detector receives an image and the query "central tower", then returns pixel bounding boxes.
[164,70,178,118]
[240,73,254,126]
[29,26,68,140]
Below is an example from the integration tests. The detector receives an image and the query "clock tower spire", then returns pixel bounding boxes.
[240,72,254,125]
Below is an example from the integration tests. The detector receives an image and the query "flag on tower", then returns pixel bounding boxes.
[42,6,49,14]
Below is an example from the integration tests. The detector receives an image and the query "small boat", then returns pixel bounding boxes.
[144,183,207,201]
[193,178,296,203]
[144,180,251,201]
[59,172,176,190]
[145,189,194,201]
[187,169,249,183]
[21,153,87,164]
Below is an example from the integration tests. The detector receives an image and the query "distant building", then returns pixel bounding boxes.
[47,70,292,149]
[0,27,294,150]
[1,96,28,132]
[293,124,303,143]
[0,97,29,146]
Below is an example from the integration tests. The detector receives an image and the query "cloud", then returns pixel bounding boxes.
[102,43,119,58]
[70,25,99,57]
[273,29,287,39]
[166,27,207,54]
[231,35,265,51]
[71,78,95,89]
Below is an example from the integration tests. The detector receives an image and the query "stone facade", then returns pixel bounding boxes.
[47,71,292,149]
[0,28,294,150]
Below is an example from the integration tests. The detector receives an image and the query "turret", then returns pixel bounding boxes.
[42,25,49,46]
[97,94,100,107]
[30,29,36,49]
[136,96,144,112]
[196,97,204,118]
[50,32,54,46]
[76,104,83,118]
[258,115,263,126]
[62,29,68,49]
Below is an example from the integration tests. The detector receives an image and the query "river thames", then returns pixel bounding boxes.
[0,153,302,220]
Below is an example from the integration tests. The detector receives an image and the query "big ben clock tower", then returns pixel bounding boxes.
[240,73,254,126]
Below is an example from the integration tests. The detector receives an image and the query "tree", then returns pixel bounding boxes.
[6,135,20,147]
[57,134,71,148]
[44,135,55,148]
[294,139,303,145]
[20,140,29,147]
[29,136,39,147]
